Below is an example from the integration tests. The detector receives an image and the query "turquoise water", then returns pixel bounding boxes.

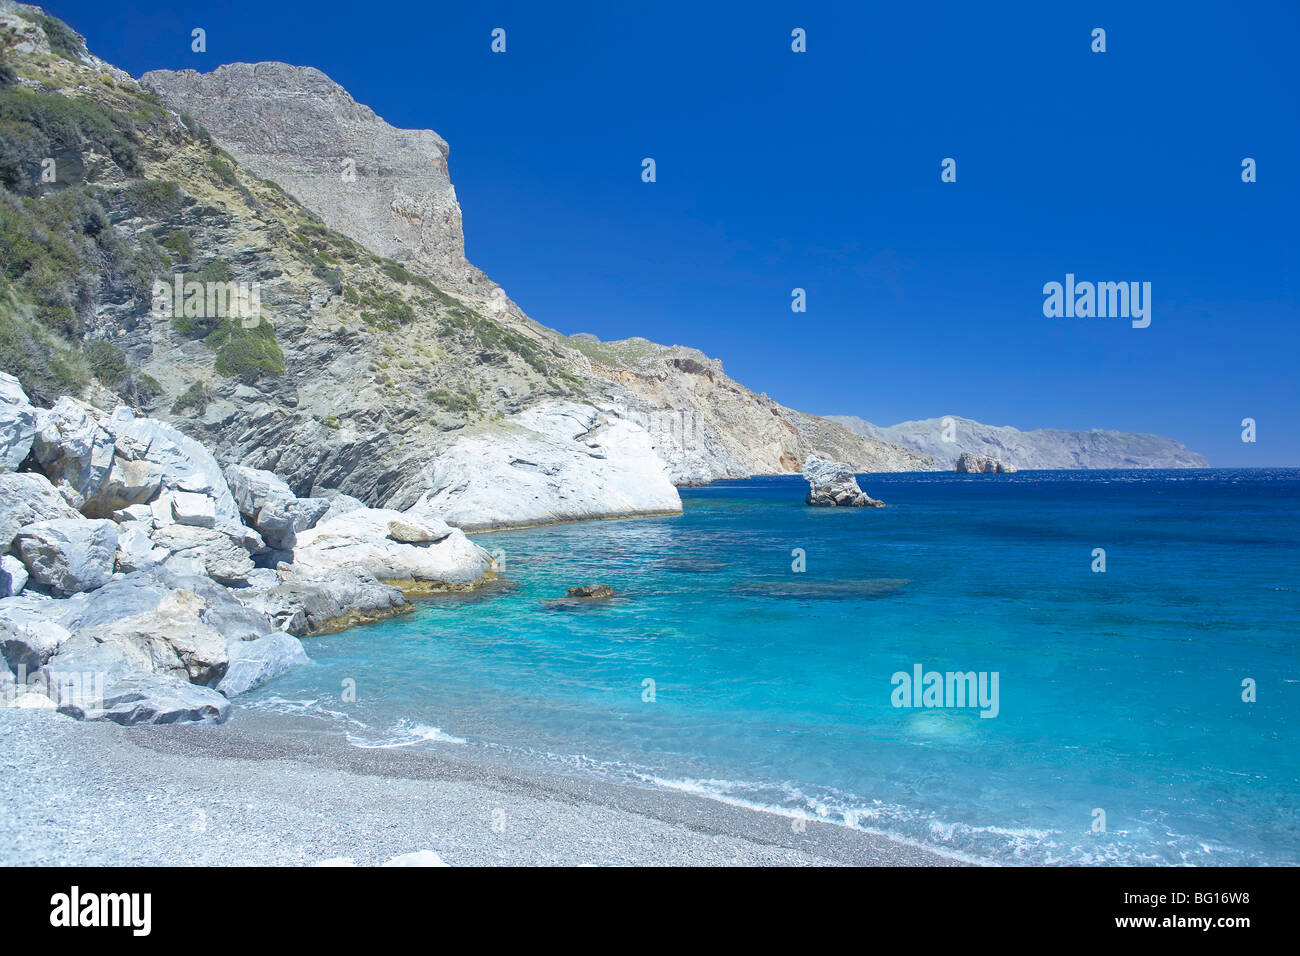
[247,470,1300,864]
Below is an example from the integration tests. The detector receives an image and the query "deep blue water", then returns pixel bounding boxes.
[246,469,1300,864]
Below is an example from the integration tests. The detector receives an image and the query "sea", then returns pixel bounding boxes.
[244,469,1300,865]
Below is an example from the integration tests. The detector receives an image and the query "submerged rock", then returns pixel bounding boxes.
[566,584,615,599]
[802,457,885,507]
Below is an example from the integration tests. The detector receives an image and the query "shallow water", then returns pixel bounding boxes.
[246,469,1300,864]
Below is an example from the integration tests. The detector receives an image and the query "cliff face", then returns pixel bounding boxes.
[139,61,931,484]
[141,63,477,289]
[828,415,1208,470]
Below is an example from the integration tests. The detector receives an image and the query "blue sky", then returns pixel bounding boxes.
[43,0,1300,465]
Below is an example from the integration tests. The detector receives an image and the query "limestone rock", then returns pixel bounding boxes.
[289,508,491,589]
[31,397,115,509]
[224,464,330,550]
[0,472,83,553]
[15,518,119,595]
[398,402,682,530]
[58,673,231,725]
[0,554,27,597]
[151,525,256,586]
[802,457,885,508]
[217,631,309,697]
[0,372,37,471]
[955,452,1017,474]
[101,408,246,537]
[238,568,406,635]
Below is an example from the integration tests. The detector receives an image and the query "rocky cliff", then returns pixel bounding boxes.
[138,58,932,485]
[828,415,1208,470]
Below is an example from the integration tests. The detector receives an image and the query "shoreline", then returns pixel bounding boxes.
[0,705,962,867]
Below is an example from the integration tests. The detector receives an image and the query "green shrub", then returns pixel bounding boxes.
[205,317,285,381]
[0,310,85,404]
[160,229,194,262]
[171,380,212,414]
[0,86,143,186]
[206,155,237,186]
[122,179,184,218]
[31,13,86,61]
[427,388,478,413]
[82,338,129,387]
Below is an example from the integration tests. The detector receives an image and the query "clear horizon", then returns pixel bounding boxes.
[39,0,1300,466]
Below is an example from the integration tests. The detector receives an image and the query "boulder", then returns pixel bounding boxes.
[15,518,119,595]
[115,523,170,574]
[57,672,231,725]
[1,554,28,597]
[71,588,229,685]
[955,452,1017,474]
[31,397,115,509]
[0,372,38,471]
[802,457,885,507]
[224,464,331,550]
[239,568,407,635]
[217,631,309,697]
[288,508,491,589]
[0,471,83,552]
[396,402,682,530]
[100,408,246,537]
[168,490,218,528]
[82,455,164,517]
[151,525,256,586]
[316,492,366,523]
[0,615,71,673]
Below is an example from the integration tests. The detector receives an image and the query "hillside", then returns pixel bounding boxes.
[828,415,1208,470]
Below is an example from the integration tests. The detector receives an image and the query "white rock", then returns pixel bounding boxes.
[115,525,169,574]
[0,471,83,552]
[401,402,681,531]
[31,397,115,510]
[15,518,119,595]
[290,508,490,587]
[151,525,255,586]
[1,554,29,597]
[169,490,218,528]
[100,408,245,537]
[0,372,38,471]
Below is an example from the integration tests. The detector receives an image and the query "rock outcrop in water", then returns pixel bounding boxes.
[802,457,884,507]
[828,415,1207,470]
[0,375,493,723]
[955,452,1016,474]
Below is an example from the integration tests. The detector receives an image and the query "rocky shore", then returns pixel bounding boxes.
[0,373,494,724]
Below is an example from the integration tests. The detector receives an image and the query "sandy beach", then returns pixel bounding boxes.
[0,706,960,867]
